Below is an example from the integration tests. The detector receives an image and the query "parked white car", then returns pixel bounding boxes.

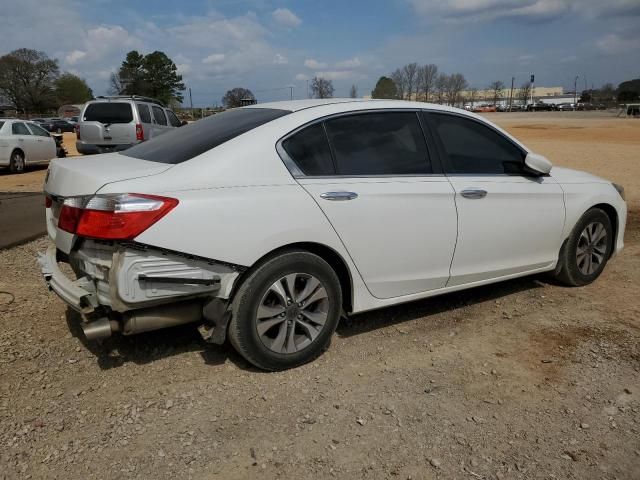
[0,119,57,173]
[39,99,627,370]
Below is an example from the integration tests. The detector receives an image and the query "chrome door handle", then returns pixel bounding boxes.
[460,188,487,199]
[320,191,358,201]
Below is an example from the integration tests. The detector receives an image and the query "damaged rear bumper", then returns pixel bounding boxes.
[38,241,243,343]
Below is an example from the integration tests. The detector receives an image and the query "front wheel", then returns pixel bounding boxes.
[228,250,342,371]
[553,208,613,286]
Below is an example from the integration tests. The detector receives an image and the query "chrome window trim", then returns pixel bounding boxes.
[276,108,443,179]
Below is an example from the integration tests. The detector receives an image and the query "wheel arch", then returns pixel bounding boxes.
[11,147,24,159]
[230,242,354,314]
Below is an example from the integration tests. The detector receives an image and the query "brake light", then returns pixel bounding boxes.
[75,124,80,140]
[135,123,144,141]
[58,193,178,240]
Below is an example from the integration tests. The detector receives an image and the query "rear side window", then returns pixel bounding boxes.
[0,121,4,131]
[27,123,50,136]
[12,123,31,135]
[166,110,182,127]
[428,113,525,174]
[324,112,431,175]
[137,103,151,123]
[122,108,290,164]
[152,106,167,126]
[84,102,133,124]
[283,123,334,175]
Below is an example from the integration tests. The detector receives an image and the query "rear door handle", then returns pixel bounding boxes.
[460,188,487,199]
[320,191,358,201]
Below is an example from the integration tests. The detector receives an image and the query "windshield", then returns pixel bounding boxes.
[122,107,290,164]
[83,102,133,124]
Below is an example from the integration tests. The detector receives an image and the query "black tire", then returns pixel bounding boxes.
[554,208,613,286]
[9,150,25,174]
[228,250,342,371]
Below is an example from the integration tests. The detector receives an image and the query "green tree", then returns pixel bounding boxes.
[222,87,256,108]
[113,50,185,104]
[617,78,640,102]
[371,76,397,99]
[55,73,93,104]
[310,77,334,99]
[141,51,185,104]
[0,48,59,112]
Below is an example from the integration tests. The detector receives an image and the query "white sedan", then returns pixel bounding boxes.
[0,119,57,172]
[39,99,627,370]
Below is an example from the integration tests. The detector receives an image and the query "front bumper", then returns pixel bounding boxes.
[38,245,98,314]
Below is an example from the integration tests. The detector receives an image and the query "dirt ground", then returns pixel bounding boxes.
[1,112,639,479]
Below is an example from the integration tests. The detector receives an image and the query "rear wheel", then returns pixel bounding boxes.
[9,150,25,173]
[554,208,613,286]
[228,250,342,371]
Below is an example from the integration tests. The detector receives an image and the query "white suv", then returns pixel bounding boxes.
[40,99,626,370]
[76,96,184,155]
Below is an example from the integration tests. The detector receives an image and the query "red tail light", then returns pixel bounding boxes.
[58,193,178,240]
[135,123,144,141]
[75,124,81,140]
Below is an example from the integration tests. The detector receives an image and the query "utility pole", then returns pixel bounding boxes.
[289,85,294,100]
[574,75,579,105]
[189,88,194,119]
[306,79,309,99]
[509,76,515,111]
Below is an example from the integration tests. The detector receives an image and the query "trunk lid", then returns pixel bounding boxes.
[44,153,173,252]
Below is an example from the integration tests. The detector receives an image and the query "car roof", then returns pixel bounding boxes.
[249,98,477,115]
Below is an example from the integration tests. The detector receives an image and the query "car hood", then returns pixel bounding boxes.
[550,166,609,185]
[44,153,174,197]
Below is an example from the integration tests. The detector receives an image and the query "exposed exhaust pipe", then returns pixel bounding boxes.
[82,317,117,341]
[80,301,203,340]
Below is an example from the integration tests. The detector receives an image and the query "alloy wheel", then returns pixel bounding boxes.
[576,221,607,275]
[256,273,329,354]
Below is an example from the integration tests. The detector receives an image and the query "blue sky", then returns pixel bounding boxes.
[1,0,639,105]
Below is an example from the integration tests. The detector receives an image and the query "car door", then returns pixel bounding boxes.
[282,111,458,299]
[26,123,55,161]
[11,122,38,163]
[423,111,565,286]
[151,105,169,137]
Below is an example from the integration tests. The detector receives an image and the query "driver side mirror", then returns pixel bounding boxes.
[524,152,552,175]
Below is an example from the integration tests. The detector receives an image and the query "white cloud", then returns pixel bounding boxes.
[176,63,192,74]
[315,70,362,80]
[304,58,328,69]
[295,73,310,81]
[202,53,226,64]
[273,53,288,65]
[335,57,362,69]
[272,8,302,28]
[65,50,87,65]
[596,33,640,54]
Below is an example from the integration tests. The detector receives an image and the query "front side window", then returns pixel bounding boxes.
[84,102,133,124]
[152,106,167,126]
[165,110,182,127]
[27,123,50,136]
[283,123,334,176]
[324,112,431,176]
[12,123,31,135]
[0,121,5,131]
[136,103,151,123]
[428,113,525,175]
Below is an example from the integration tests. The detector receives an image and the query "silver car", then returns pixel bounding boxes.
[76,96,184,155]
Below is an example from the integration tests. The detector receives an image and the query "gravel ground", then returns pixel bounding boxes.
[0,113,639,480]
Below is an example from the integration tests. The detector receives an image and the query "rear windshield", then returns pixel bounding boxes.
[83,102,133,124]
[122,108,290,164]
